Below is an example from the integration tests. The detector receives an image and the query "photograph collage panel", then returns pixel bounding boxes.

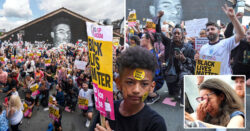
[0,0,249,131]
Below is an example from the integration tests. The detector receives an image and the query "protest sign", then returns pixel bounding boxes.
[185,18,208,37]
[23,103,32,117]
[17,56,23,59]
[48,96,54,106]
[195,38,209,52]
[28,53,34,57]
[195,59,221,75]
[128,10,136,27]
[146,19,156,32]
[30,84,40,97]
[45,58,51,66]
[37,52,41,56]
[78,97,88,110]
[11,55,15,60]
[113,37,120,47]
[49,105,60,122]
[242,16,250,26]
[0,56,4,62]
[87,22,115,120]
[74,60,87,70]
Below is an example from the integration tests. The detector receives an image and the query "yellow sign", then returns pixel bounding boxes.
[30,84,39,92]
[0,57,4,62]
[129,28,134,35]
[195,59,221,75]
[113,37,120,47]
[23,103,28,112]
[88,38,113,92]
[146,20,156,30]
[37,52,41,56]
[17,56,23,59]
[79,97,88,106]
[49,106,60,120]
[45,59,51,64]
[49,96,53,106]
[128,12,136,22]
[28,53,34,56]
[133,69,145,80]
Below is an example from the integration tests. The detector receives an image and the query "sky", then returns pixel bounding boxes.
[0,0,124,31]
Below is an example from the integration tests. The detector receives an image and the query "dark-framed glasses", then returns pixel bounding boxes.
[196,92,215,103]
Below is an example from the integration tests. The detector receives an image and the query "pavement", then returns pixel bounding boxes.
[0,82,249,131]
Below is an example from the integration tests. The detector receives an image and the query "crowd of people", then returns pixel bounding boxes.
[126,5,250,106]
[0,39,101,130]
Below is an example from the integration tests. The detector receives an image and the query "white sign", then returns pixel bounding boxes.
[242,16,250,26]
[195,38,209,52]
[74,60,87,70]
[185,18,208,37]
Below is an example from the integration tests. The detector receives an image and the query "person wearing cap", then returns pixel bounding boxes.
[231,76,245,103]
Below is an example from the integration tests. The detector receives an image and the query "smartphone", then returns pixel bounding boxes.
[174,48,181,54]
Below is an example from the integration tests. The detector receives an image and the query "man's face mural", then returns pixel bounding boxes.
[150,0,182,24]
[51,23,71,47]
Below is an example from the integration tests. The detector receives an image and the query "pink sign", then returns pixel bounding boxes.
[93,83,115,120]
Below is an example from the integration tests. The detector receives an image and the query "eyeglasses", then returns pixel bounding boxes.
[196,92,215,103]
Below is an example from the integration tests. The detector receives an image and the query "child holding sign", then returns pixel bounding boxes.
[90,47,167,131]
[50,97,63,131]
[78,82,94,128]
[23,90,35,118]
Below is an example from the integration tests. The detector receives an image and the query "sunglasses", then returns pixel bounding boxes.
[196,92,215,103]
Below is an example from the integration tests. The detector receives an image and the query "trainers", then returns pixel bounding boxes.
[146,93,160,105]
[180,103,184,107]
[43,107,49,111]
[85,119,90,128]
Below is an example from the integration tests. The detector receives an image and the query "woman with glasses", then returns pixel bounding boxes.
[185,78,244,128]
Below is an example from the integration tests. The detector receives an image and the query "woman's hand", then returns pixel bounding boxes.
[196,100,208,121]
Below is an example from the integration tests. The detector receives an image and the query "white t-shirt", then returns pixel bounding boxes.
[78,89,94,107]
[9,108,23,125]
[199,35,239,75]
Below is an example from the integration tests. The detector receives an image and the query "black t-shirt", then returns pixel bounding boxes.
[90,100,167,131]
[25,97,35,106]
[47,65,57,74]
[231,40,250,79]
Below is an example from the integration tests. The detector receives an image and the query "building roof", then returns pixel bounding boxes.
[0,7,123,39]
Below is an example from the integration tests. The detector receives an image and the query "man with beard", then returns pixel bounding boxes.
[195,4,245,75]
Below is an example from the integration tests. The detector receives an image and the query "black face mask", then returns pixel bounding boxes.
[207,33,218,42]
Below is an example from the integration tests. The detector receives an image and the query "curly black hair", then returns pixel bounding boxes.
[116,46,157,78]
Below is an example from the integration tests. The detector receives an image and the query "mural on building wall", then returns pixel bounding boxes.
[127,0,250,25]
[50,17,72,47]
